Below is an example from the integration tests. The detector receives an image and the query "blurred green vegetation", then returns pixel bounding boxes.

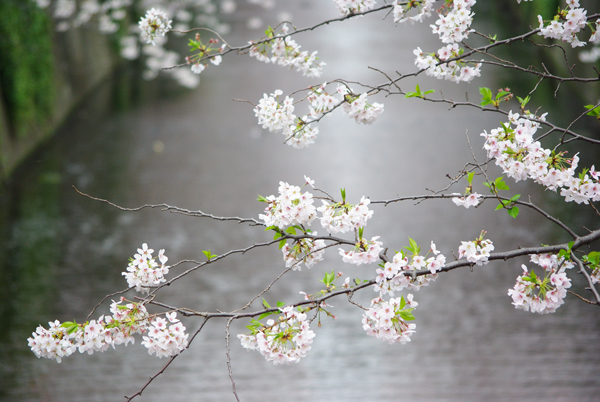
[0,0,55,138]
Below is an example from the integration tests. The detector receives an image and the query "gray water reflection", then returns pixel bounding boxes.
[2,1,600,401]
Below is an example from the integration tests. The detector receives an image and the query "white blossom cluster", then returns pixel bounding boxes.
[338,236,383,266]
[238,306,315,365]
[481,111,600,204]
[392,0,434,24]
[537,0,590,48]
[254,90,318,149]
[375,243,445,295]
[458,238,494,265]
[306,84,338,119]
[332,0,377,16]
[122,244,170,294]
[249,25,325,78]
[28,299,152,362]
[410,0,481,83]
[414,44,482,83]
[337,86,385,125]
[452,192,482,208]
[431,0,476,44]
[139,8,172,45]
[508,254,573,314]
[362,295,418,344]
[27,320,76,363]
[259,181,318,229]
[141,313,189,358]
[317,196,373,234]
[282,236,327,270]
[255,85,384,147]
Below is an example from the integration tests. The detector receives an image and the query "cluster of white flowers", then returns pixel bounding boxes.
[259,181,317,229]
[28,320,76,363]
[339,236,383,266]
[306,84,339,119]
[254,90,318,149]
[317,196,373,234]
[431,0,476,44]
[332,0,377,16]
[452,192,482,208]
[392,0,434,24]
[481,111,600,204]
[508,254,573,314]
[255,84,384,146]
[139,8,172,45]
[141,313,189,358]
[249,25,325,78]
[337,86,385,125]
[238,306,315,365]
[374,243,444,295]
[414,44,482,83]
[458,238,494,265]
[537,0,589,48]
[362,295,417,344]
[282,235,327,270]
[28,299,152,362]
[122,244,170,294]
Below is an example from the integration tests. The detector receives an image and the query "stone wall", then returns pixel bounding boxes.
[0,1,120,180]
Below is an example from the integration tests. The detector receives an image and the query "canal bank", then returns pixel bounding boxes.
[0,0,120,181]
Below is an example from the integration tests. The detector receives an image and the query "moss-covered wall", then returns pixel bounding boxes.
[0,0,120,181]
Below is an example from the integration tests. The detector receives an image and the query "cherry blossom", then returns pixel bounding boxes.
[362,295,418,344]
[139,8,172,45]
[259,181,317,229]
[238,306,315,365]
[508,253,573,314]
[122,244,170,294]
[339,236,383,266]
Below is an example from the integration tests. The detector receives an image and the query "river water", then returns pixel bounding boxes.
[1,2,599,401]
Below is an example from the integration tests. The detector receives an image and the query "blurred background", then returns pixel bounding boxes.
[1,1,599,401]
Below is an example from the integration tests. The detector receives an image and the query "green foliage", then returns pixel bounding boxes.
[479,87,512,108]
[320,271,335,288]
[203,250,218,260]
[405,84,435,99]
[483,176,510,192]
[495,194,521,218]
[584,104,600,120]
[404,238,421,256]
[0,0,55,137]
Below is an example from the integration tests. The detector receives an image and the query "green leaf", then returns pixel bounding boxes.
[479,87,493,106]
[257,195,268,202]
[262,298,271,309]
[408,238,419,254]
[276,301,286,308]
[467,172,475,185]
[203,250,217,260]
[495,177,510,191]
[285,226,297,235]
[517,95,530,108]
[340,188,346,202]
[584,104,600,117]
[278,238,287,249]
[258,311,276,320]
[507,207,519,218]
